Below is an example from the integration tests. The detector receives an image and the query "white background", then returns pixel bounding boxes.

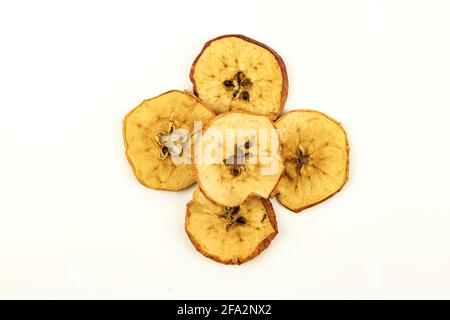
[1,0,449,299]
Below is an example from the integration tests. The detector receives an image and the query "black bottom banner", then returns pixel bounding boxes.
[1,300,448,319]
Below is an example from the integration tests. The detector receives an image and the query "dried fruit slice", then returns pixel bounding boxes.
[185,188,278,265]
[194,111,284,207]
[190,34,288,119]
[273,110,349,212]
[123,90,215,191]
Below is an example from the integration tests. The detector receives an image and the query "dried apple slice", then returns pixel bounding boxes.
[123,90,215,191]
[273,110,349,212]
[194,111,284,207]
[190,35,288,119]
[185,188,278,265]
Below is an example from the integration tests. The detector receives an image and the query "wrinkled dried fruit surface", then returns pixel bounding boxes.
[194,112,284,207]
[185,188,278,265]
[274,110,349,212]
[190,35,288,119]
[123,90,215,191]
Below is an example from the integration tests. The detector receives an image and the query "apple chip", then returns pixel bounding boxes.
[123,90,215,191]
[194,112,284,207]
[190,35,288,119]
[186,188,278,265]
[273,110,349,212]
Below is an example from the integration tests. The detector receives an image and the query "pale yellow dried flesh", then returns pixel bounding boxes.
[186,188,276,264]
[194,112,283,207]
[123,91,214,191]
[192,36,284,116]
[274,110,349,211]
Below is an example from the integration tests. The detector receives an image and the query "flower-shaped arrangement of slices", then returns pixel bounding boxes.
[123,35,349,265]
